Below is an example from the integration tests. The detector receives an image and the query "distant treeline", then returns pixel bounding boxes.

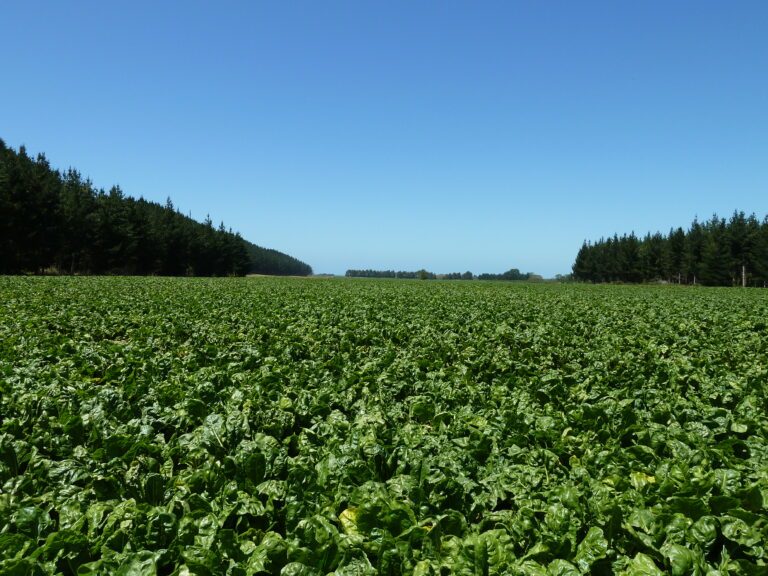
[346,269,438,279]
[0,140,312,276]
[345,268,533,280]
[476,268,532,281]
[573,212,768,286]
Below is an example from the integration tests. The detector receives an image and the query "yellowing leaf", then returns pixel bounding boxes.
[629,471,656,491]
[338,508,358,535]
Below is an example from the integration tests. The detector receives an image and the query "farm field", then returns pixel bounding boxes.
[1,277,767,575]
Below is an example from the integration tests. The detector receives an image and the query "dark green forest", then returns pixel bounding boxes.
[0,140,312,276]
[572,212,768,286]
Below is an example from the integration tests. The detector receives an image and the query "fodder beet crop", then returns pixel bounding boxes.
[1,277,767,574]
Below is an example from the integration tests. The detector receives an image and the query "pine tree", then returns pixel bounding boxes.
[700,218,733,286]
[667,227,686,283]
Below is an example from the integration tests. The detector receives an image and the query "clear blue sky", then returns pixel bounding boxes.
[2,1,767,276]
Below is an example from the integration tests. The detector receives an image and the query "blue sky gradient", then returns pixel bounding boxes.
[2,1,767,276]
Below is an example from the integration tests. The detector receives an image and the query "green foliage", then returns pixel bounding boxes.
[573,211,768,286]
[0,139,311,276]
[1,277,768,574]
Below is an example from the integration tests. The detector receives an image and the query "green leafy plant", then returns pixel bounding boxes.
[1,277,767,574]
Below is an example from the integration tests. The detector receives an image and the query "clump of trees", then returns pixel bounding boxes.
[476,268,532,281]
[572,212,768,286]
[443,271,475,280]
[0,139,312,276]
[345,269,437,279]
[345,268,534,281]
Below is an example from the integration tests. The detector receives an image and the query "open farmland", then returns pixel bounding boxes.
[1,277,767,575]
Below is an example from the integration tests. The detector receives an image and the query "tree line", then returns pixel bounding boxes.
[572,212,768,286]
[345,269,438,279]
[345,267,534,280]
[476,268,532,281]
[0,139,312,276]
